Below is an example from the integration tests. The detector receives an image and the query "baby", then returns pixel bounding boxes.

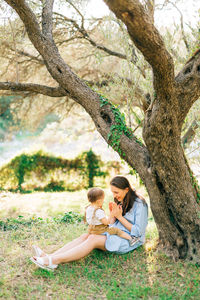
[85,187,139,247]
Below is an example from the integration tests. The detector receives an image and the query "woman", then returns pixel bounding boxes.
[30,176,148,271]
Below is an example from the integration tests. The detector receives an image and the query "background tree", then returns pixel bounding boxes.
[0,0,200,262]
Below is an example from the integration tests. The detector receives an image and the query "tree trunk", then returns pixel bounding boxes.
[143,97,200,262]
[144,160,200,262]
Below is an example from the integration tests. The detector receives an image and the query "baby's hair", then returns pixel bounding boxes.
[87,187,104,203]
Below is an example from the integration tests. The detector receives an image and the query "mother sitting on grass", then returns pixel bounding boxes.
[30,176,148,271]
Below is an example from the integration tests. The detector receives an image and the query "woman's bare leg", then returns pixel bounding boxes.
[38,234,107,265]
[51,233,90,256]
[36,233,90,257]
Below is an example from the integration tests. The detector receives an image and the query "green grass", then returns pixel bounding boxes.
[0,192,200,299]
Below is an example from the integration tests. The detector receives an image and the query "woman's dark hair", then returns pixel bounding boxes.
[110,176,146,215]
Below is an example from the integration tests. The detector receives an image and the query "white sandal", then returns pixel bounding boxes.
[32,245,46,257]
[30,256,58,271]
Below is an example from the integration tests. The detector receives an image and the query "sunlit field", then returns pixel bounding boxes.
[0,188,199,300]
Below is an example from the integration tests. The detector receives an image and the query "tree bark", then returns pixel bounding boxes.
[0,82,68,97]
[143,104,200,261]
[1,0,200,262]
[104,0,200,262]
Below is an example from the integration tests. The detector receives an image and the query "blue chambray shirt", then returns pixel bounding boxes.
[104,198,148,254]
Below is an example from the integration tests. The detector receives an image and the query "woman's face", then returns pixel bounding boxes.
[110,185,129,203]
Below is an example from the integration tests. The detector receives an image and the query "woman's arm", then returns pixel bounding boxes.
[112,204,132,232]
[111,201,148,237]
[117,215,132,232]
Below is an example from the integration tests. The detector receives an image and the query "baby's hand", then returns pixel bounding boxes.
[109,202,114,212]
[112,202,122,219]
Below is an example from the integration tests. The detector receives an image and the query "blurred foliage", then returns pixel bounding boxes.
[0,96,20,141]
[0,215,43,231]
[0,149,120,192]
[59,211,83,224]
[43,180,66,192]
[0,211,83,231]
[81,149,107,188]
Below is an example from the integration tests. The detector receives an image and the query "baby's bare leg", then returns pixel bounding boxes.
[107,228,131,240]
[117,231,131,240]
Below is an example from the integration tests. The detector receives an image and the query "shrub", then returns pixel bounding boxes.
[43,180,65,192]
[59,211,83,224]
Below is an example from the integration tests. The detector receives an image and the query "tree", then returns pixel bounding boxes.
[0,0,200,262]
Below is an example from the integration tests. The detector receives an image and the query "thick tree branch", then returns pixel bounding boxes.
[176,49,200,126]
[0,82,68,97]
[93,103,151,182]
[103,0,175,91]
[42,0,54,39]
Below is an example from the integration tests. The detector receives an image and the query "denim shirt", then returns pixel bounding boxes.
[105,198,148,254]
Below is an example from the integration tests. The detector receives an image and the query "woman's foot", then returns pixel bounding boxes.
[30,256,58,271]
[32,245,47,257]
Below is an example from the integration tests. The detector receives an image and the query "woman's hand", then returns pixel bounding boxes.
[112,202,123,219]
[112,202,133,232]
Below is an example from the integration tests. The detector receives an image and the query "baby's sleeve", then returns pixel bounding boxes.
[96,209,106,220]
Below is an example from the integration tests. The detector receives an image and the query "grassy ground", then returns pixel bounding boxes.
[0,190,200,299]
